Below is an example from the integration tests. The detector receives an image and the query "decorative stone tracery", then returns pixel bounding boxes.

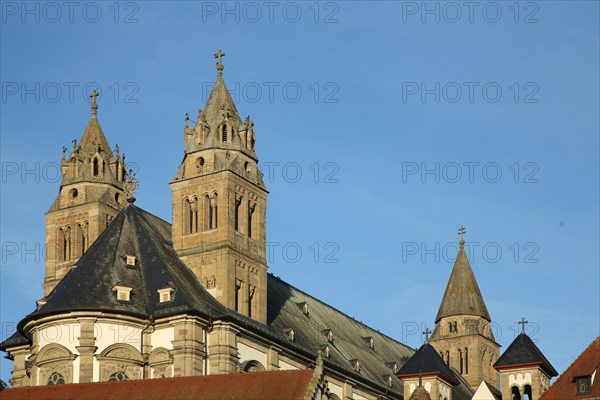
[96,343,143,381]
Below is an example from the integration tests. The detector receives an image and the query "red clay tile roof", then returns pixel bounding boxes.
[540,336,600,400]
[0,369,315,400]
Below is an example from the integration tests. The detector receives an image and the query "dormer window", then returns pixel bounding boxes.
[157,287,174,303]
[323,329,333,343]
[113,285,132,302]
[576,376,592,395]
[126,255,136,267]
[323,345,330,358]
[365,336,374,350]
[284,328,295,342]
[351,359,361,373]
[387,362,398,374]
[385,375,393,387]
[297,302,309,316]
[36,299,47,310]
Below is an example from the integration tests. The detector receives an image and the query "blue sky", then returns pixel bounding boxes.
[1,0,598,385]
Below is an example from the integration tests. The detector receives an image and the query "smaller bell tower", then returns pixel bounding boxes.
[493,320,558,400]
[44,91,127,296]
[170,51,269,323]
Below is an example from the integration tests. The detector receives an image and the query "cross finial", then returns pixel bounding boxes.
[214,49,225,75]
[90,89,99,116]
[423,327,432,343]
[518,318,528,334]
[458,225,466,248]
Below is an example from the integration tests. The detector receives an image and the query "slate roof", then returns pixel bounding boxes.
[23,203,229,325]
[267,274,415,393]
[396,343,458,385]
[0,369,316,400]
[493,333,558,376]
[539,336,600,400]
[0,331,28,352]
[435,245,491,323]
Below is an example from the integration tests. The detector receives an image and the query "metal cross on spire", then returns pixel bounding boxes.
[518,317,528,334]
[423,327,431,343]
[214,49,225,75]
[458,225,466,248]
[90,89,99,116]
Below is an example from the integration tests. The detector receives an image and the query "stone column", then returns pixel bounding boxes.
[343,380,354,400]
[171,318,205,377]
[76,318,97,383]
[267,346,280,371]
[207,322,239,374]
[8,345,30,388]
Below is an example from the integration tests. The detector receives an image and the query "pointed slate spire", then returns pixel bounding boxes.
[435,227,491,323]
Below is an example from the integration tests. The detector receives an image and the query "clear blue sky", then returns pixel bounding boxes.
[1,0,598,385]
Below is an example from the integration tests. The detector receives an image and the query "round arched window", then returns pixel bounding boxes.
[108,372,129,382]
[197,157,205,169]
[115,193,121,204]
[70,188,78,198]
[47,372,65,385]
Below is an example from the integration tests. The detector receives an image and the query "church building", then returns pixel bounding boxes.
[0,52,560,400]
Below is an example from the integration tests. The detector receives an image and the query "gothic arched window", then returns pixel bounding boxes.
[108,372,129,382]
[464,348,469,374]
[458,349,463,374]
[47,372,65,385]
[63,226,71,262]
[235,196,242,231]
[204,193,218,231]
[76,224,85,258]
[248,202,256,238]
[511,386,521,400]
[57,228,65,262]
[184,198,198,234]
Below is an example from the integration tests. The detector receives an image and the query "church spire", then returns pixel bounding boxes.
[435,226,491,323]
[76,90,113,158]
[178,50,259,162]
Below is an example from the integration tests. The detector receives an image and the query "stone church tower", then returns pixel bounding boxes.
[170,51,269,323]
[44,91,127,296]
[429,227,501,391]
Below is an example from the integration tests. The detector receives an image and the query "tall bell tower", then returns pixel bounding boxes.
[170,51,269,323]
[44,91,127,296]
[429,227,501,391]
